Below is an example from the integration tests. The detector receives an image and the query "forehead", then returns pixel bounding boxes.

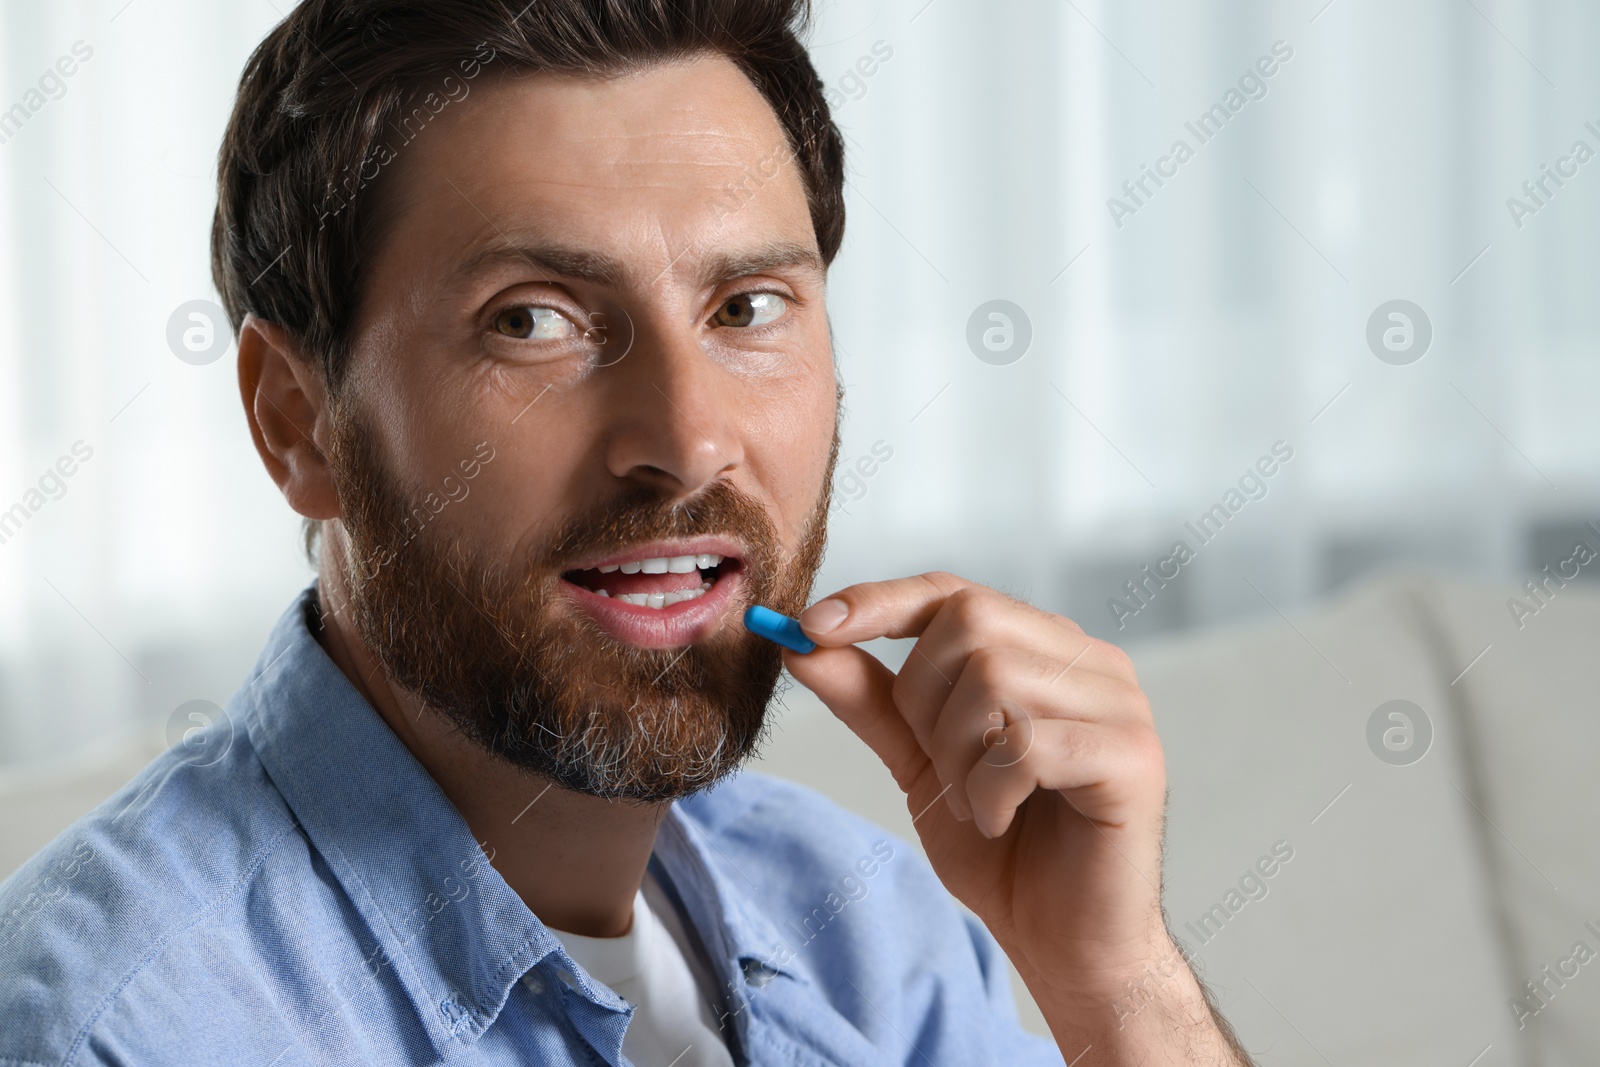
[368,54,817,294]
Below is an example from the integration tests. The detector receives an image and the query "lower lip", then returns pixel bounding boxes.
[560,569,743,648]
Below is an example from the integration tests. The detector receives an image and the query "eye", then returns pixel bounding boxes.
[493,305,576,340]
[712,292,787,328]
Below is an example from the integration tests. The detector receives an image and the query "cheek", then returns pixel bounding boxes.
[465,395,594,543]
[350,358,555,543]
[388,392,484,483]
[740,365,836,533]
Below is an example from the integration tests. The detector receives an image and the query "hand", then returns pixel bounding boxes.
[782,573,1249,1063]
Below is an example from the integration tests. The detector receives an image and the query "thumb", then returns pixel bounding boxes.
[782,644,929,794]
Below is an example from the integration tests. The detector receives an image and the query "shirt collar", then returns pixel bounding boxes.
[242,585,560,1053]
[654,802,812,987]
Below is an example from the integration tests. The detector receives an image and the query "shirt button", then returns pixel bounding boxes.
[523,971,546,995]
[439,991,470,1031]
[557,968,580,990]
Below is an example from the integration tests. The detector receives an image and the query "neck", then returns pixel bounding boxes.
[312,527,664,938]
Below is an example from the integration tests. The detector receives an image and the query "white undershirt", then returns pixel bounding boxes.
[543,870,735,1067]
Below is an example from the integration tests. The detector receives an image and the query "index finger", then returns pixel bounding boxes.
[797,571,975,647]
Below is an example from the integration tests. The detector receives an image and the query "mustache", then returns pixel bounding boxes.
[534,480,779,576]
[352,476,777,587]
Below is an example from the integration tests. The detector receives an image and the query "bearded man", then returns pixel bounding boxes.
[0,2,1251,1064]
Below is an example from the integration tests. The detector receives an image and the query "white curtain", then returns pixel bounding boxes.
[814,0,1598,634]
[1,0,1595,766]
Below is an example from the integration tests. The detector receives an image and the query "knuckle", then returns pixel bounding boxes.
[1120,694,1154,730]
[920,570,965,592]
[964,644,1012,693]
[1121,682,1154,722]
[1125,723,1166,772]
[1052,722,1092,763]
[943,585,992,629]
[1095,638,1138,677]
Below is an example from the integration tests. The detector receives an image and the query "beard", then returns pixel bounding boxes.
[323,403,835,802]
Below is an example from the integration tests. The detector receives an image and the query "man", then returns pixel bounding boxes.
[0,1,1252,1063]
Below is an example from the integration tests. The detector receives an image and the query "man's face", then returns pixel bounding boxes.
[325,56,839,800]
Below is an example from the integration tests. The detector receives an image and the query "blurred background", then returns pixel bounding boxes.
[1,0,1595,765]
[2,0,1598,1061]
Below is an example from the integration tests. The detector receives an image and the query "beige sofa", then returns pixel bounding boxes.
[4,572,1594,1064]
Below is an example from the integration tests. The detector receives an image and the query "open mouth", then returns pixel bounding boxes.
[562,549,742,610]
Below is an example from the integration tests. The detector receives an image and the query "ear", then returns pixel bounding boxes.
[237,314,342,521]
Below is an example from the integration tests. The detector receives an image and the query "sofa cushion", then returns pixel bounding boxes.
[1421,572,1600,1062]
[1135,572,1517,1064]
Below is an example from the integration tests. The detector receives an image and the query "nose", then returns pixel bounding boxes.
[601,316,743,497]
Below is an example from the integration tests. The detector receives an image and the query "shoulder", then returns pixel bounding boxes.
[677,771,1064,1064]
[677,769,912,890]
[0,716,303,1066]
[676,770,955,968]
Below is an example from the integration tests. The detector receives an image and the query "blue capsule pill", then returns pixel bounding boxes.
[743,605,817,654]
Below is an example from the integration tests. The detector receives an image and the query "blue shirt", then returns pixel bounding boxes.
[0,586,1063,1066]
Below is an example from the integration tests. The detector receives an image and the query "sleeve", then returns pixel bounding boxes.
[961,909,1069,1066]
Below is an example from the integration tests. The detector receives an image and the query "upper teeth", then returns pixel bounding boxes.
[598,553,723,575]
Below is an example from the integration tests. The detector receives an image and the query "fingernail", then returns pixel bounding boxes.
[800,598,849,635]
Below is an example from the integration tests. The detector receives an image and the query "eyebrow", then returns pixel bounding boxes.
[452,243,626,288]
[701,240,827,286]
[450,237,826,291]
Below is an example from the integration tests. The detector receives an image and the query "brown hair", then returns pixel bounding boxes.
[210,0,845,389]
